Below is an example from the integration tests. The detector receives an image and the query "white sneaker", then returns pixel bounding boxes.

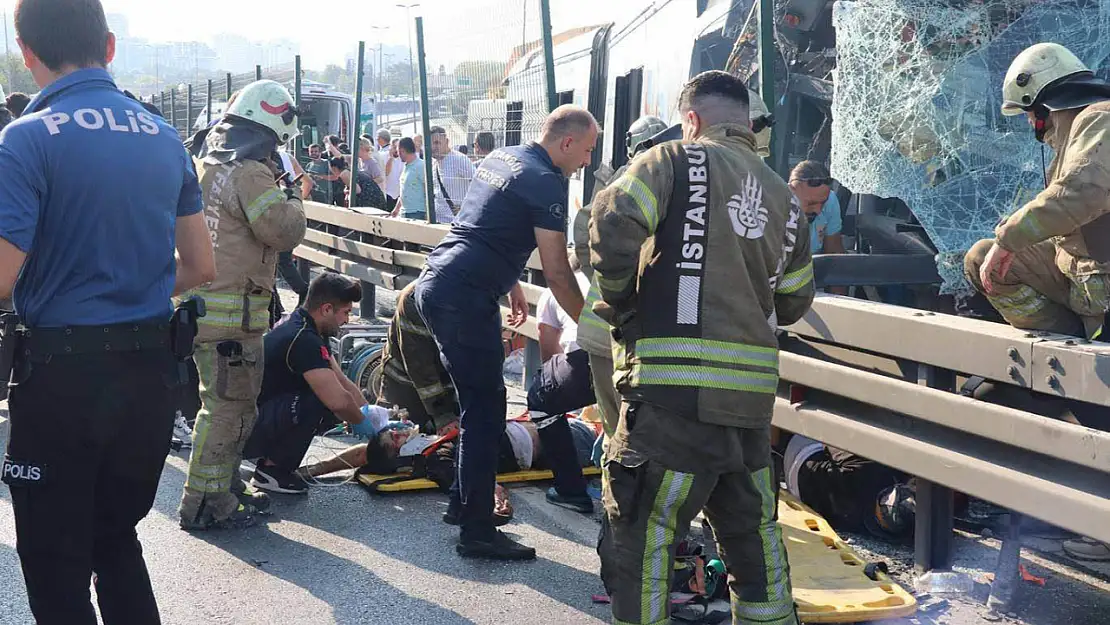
[173,410,193,448]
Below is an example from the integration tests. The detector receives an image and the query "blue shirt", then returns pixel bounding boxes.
[0,68,201,327]
[809,192,843,253]
[400,158,427,219]
[424,142,567,297]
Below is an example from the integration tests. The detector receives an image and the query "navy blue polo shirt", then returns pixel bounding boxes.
[0,68,201,327]
[423,142,567,297]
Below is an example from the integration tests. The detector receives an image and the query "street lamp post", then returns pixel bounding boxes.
[369,25,389,127]
[396,3,420,123]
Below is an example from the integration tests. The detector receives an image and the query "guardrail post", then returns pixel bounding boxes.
[256,65,263,81]
[170,88,177,129]
[360,280,376,321]
[226,73,232,102]
[915,364,956,576]
[987,513,1023,613]
[206,79,213,126]
[186,84,194,134]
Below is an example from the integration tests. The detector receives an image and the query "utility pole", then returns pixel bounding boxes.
[369,25,388,127]
[2,10,12,93]
[397,3,420,123]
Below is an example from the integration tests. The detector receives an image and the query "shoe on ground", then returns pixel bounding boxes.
[443,505,511,527]
[172,411,193,449]
[236,488,272,514]
[179,503,258,532]
[251,466,309,495]
[546,487,594,514]
[456,530,536,561]
[1063,537,1110,561]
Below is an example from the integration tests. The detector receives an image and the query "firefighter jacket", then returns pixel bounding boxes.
[190,158,306,342]
[573,164,627,359]
[996,100,1110,278]
[589,123,814,428]
[379,282,459,431]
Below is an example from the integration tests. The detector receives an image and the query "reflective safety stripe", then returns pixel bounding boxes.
[640,470,694,625]
[416,380,454,400]
[1014,210,1047,243]
[383,358,411,382]
[732,601,798,625]
[579,282,611,332]
[988,284,1050,318]
[398,317,432,337]
[597,273,633,295]
[631,364,778,393]
[615,174,660,234]
[750,466,793,615]
[192,291,271,330]
[244,187,286,223]
[637,337,777,369]
[776,262,813,295]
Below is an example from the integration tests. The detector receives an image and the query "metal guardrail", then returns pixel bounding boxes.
[293,207,1110,572]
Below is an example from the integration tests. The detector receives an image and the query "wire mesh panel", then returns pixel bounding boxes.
[415,0,549,222]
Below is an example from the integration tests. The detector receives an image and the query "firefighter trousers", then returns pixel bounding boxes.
[964,239,1110,338]
[600,401,797,625]
[178,337,265,524]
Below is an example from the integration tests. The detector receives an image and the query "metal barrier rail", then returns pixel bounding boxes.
[294,205,1110,573]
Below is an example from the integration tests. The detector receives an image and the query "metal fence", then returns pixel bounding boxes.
[410,0,555,223]
[151,63,297,139]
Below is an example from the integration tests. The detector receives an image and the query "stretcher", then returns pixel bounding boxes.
[357,466,602,493]
[779,491,918,623]
[357,470,916,623]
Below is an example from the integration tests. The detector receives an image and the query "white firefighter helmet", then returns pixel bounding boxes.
[225,79,299,142]
[748,88,772,158]
[626,115,668,156]
[1001,43,1090,116]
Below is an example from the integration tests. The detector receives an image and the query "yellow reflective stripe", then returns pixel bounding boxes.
[597,273,633,294]
[416,381,454,400]
[748,466,793,614]
[631,364,778,393]
[198,308,269,329]
[640,470,693,624]
[579,281,611,331]
[244,187,285,223]
[615,174,659,233]
[637,337,778,369]
[398,317,431,337]
[776,261,813,295]
[988,284,1050,317]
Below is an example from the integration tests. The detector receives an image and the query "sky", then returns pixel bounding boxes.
[0,0,650,70]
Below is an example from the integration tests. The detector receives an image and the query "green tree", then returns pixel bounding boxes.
[1,54,38,97]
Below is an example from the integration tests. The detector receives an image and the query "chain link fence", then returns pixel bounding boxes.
[151,63,297,138]
[410,0,551,222]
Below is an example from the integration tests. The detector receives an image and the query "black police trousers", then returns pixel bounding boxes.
[3,347,178,625]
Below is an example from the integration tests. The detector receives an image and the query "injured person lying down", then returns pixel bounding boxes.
[298,415,598,523]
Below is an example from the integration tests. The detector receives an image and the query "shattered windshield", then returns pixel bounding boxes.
[830,0,1110,292]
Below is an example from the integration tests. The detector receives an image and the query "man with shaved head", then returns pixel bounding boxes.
[412,104,598,560]
[591,71,810,625]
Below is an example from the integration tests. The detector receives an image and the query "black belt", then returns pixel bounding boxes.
[20,321,171,361]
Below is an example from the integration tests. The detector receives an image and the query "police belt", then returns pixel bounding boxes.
[18,321,171,362]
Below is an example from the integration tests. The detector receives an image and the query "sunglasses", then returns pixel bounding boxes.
[791,177,831,187]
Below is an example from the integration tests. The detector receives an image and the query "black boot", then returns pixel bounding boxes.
[456,530,536,561]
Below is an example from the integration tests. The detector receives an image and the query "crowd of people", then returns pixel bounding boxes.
[300,121,500,228]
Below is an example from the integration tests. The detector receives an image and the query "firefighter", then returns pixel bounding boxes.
[590,71,813,625]
[573,114,668,448]
[378,282,460,435]
[178,79,308,531]
[965,42,1110,339]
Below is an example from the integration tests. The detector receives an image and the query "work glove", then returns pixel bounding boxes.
[349,404,391,439]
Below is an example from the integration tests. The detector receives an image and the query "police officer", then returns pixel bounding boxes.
[413,104,598,560]
[178,79,308,531]
[591,71,814,625]
[0,0,216,622]
[965,42,1110,339]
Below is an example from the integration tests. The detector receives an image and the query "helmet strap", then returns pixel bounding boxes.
[1032,105,1050,143]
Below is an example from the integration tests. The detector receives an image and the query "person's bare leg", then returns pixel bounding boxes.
[297,444,369,478]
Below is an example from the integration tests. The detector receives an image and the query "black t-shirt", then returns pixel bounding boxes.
[259,308,332,404]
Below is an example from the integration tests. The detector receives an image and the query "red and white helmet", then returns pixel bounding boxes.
[225,79,299,142]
